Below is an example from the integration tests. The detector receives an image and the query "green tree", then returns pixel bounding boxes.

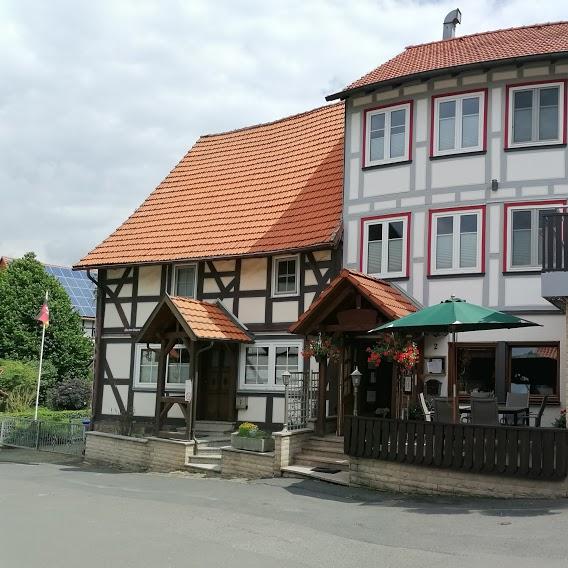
[0,252,93,380]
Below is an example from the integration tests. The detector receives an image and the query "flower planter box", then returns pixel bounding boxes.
[230,432,274,453]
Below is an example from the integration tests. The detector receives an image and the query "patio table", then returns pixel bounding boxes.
[460,405,529,426]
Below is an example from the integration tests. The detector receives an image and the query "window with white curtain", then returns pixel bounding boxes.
[134,344,190,390]
[433,91,485,156]
[508,82,564,148]
[362,215,409,278]
[239,340,303,390]
[173,264,197,298]
[430,209,483,275]
[365,102,412,166]
[507,204,559,270]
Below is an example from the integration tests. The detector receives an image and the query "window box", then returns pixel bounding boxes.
[503,200,567,272]
[360,213,410,279]
[239,340,303,391]
[172,264,197,298]
[428,206,485,276]
[272,255,299,297]
[230,432,275,453]
[505,81,567,149]
[363,101,413,167]
[430,89,487,157]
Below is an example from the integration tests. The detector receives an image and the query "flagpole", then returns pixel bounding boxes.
[34,291,48,421]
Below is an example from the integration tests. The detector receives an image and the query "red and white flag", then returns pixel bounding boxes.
[36,292,49,327]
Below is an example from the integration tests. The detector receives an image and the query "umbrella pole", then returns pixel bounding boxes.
[452,329,458,423]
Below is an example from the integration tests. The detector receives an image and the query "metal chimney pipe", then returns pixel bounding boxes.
[443,8,462,39]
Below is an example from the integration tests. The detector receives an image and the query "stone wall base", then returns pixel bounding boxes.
[351,457,568,498]
[85,431,194,472]
[221,447,275,479]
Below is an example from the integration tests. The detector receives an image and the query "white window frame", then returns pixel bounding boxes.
[133,343,189,390]
[430,208,484,276]
[172,263,197,298]
[432,90,485,156]
[361,215,409,279]
[238,340,304,392]
[507,82,565,149]
[364,102,412,167]
[272,254,300,298]
[505,203,562,272]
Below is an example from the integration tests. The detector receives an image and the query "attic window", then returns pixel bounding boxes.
[273,255,299,297]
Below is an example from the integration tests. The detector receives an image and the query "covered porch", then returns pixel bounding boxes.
[289,269,419,436]
[137,295,252,439]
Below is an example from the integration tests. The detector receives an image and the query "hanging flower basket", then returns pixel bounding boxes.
[367,335,419,372]
[302,333,341,363]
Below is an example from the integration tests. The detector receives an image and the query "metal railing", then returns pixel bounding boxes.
[284,371,318,431]
[344,416,568,480]
[0,417,87,456]
[542,211,568,272]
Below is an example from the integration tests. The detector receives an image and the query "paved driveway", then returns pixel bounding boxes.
[1,448,567,568]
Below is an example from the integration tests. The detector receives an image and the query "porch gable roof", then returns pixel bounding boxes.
[137,295,253,343]
[289,269,418,335]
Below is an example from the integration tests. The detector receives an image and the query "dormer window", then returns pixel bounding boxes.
[363,102,412,167]
[431,90,486,157]
[506,82,566,149]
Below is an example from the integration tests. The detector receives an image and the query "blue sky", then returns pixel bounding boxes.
[1,0,567,265]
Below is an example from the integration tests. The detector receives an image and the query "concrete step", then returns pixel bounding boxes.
[194,435,231,447]
[302,442,346,454]
[196,445,228,455]
[281,465,349,486]
[157,431,191,441]
[298,448,348,461]
[184,463,221,476]
[308,436,344,446]
[195,421,235,433]
[187,454,221,465]
[293,453,349,471]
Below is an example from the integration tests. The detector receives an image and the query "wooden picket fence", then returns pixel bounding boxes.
[344,416,568,480]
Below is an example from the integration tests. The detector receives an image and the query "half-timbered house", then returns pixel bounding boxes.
[75,103,345,434]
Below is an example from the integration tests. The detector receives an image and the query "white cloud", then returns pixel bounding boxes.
[1,0,567,265]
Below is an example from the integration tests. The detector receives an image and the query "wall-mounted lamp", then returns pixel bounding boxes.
[491,179,499,192]
[351,367,362,417]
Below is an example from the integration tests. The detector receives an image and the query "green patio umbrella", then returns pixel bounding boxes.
[371,296,539,334]
[370,296,539,422]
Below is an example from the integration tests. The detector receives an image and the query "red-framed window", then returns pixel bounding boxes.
[427,205,486,276]
[429,88,488,157]
[359,212,411,279]
[503,200,567,272]
[362,101,413,168]
[504,80,567,149]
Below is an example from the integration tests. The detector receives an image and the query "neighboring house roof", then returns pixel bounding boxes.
[0,256,96,319]
[76,102,345,269]
[327,21,568,100]
[138,295,252,343]
[290,268,418,334]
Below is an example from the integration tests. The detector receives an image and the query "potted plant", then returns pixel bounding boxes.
[231,422,275,452]
[366,335,419,372]
[302,333,341,364]
[553,409,567,429]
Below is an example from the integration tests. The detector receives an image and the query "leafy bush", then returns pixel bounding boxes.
[0,358,59,408]
[553,409,567,429]
[5,384,36,412]
[48,378,92,410]
[0,408,90,422]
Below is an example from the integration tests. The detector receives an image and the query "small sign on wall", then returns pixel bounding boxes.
[184,380,193,403]
[425,357,445,375]
[403,374,413,394]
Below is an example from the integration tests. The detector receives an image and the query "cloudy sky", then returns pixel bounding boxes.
[1,0,567,266]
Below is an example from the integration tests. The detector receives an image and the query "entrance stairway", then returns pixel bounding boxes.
[282,435,350,486]
[184,421,235,476]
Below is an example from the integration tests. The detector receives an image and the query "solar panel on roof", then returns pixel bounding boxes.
[44,264,96,318]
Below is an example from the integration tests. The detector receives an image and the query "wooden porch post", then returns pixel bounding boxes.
[184,337,196,440]
[154,339,168,435]
[316,358,327,436]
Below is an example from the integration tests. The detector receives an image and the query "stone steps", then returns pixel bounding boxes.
[293,453,349,471]
[184,462,221,476]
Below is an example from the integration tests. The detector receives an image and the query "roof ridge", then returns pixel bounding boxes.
[199,102,343,139]
[404,20,568,51]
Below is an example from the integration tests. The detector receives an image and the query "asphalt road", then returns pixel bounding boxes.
[1,448,567,568]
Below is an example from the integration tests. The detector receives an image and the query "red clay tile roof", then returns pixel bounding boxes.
[169,296,251,342]
[290,269,417,334]
[328,21,568,98]
[76,103,344,268]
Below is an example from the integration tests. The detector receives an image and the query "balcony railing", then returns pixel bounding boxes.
[542,211,568,273]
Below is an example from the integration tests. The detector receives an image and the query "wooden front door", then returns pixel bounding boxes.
[197,345,236,421]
